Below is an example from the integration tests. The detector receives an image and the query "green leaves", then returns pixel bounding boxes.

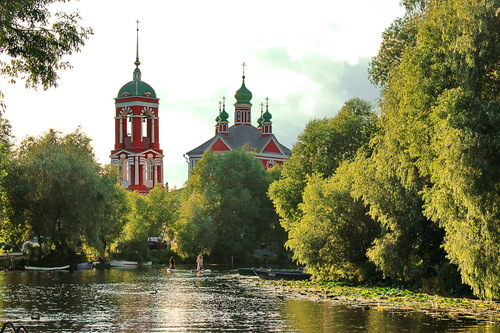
[0,0,92,111]
[175,149,281,261]
[365,0,500,298]
[269,98,378,279]
[2,129,125,258]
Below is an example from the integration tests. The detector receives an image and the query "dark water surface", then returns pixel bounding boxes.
[0,268,498,332]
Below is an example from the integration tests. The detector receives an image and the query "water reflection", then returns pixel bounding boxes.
[0,269,498,332]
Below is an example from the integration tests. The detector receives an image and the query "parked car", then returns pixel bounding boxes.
[147,236,167,250]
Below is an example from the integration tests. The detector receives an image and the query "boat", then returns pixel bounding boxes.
[76,262,93,269]
[191,269,211,273]
[110,260,139,268]
[238,268,257,276]
[253,268,311,281]
[93,262,111,269]
[25,265,70,271]
[238,267,306,277]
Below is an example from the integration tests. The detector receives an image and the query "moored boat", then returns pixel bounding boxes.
[253,268,311,281]
[238,268,256,276]
[25,265,70,271]
[93,262,111,269]
[110,260,140,268]
[238,267,305,277]
[76,262,93,269]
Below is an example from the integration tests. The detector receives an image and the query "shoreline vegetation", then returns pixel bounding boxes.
[257,279,500,325]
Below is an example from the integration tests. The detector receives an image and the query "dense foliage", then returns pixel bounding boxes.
[175,149,285,262]
[270,0,499,299]
[269,98,378,280]
[367,0,500,299]
[1,129,126,259]
[0,0,92,110]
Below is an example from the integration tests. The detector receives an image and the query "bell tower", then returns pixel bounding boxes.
[110,22,163,193]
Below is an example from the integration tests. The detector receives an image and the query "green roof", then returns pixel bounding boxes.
[234,77,252,104]
[117,80,156,98]
[117,67,156,98]
[263,109,272,122]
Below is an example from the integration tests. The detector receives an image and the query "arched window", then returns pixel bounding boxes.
[120,159,129,181]
[146,159,154,181]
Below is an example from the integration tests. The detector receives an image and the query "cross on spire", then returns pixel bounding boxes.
[241,62,246,78]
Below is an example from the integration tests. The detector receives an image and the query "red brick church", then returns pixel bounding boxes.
[185,64,291,174]
[110,26,164,193]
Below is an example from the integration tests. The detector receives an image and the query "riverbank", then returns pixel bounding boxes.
[257,279,500,325]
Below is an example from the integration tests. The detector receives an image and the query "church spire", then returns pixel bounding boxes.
[261,97,273,136]
[133,20,141,81]
[234,62,252,104]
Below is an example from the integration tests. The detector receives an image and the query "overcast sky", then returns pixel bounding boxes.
[1,0,404,187]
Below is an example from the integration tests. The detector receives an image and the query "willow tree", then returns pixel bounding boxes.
[2,129,125,258]
[269,98,377,226]
[269,99,377,271]
[368,0,500,298]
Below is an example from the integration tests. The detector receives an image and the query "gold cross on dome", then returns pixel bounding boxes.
[241,62,246,76]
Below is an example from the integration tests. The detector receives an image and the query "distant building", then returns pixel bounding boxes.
[185,65,291,175]
[110,26,163,193]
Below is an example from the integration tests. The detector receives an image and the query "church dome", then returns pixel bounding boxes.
[219,108,229,121]
[234,77,252,104]
[117,64,156,98]
[117,79,156,98]
[263,109,272,122]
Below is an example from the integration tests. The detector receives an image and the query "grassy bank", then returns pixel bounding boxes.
[257,279,500,325]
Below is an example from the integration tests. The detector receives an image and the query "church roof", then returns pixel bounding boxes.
[186,124,291,156]
[117,78,156,98]
[234,77,252,104]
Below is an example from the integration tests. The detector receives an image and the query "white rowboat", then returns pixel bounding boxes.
[25,265,70,271]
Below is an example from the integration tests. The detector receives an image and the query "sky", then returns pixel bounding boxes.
[1,0,405,188]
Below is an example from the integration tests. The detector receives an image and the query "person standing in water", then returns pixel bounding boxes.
[169,256,176,269]
[196,254,203,271]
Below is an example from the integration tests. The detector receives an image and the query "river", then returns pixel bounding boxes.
[0,267,498,332]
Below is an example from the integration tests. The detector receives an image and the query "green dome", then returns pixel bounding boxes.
[263,109,272,122]
[219,109,229,122]
[234,77,252,104]
[117,80,156,98]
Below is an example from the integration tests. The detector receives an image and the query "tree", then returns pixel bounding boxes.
[2,129,125,259]
[367,0,500,298]
[0,0,92,110]
[350,149,446,284]
[121,185,178,251]
[269,98,377,234]
[289,166,379,281]
[0,114,13,252]
[175,149,281,262]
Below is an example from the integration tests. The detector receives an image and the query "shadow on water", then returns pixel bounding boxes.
[0,268,499,332]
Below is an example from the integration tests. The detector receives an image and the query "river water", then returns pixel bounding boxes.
[0,267,498,332]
